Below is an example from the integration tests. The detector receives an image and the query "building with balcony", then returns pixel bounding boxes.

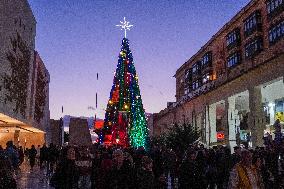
[153,0,284,150]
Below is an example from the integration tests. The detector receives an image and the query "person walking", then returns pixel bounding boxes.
[136,156,155,189]
[36,145,41,166]
[179,152,198,189]
[51,147,80,189]
[47,143,58,176]
[228,150,264,189]
[76,148,93,189]
[40,144,48,168]
[5,141,19,171]
[0,151,17,189]
[18,146,24,166]
[29,145,37,170]
[91,150,102,189]
[105,149,134,189]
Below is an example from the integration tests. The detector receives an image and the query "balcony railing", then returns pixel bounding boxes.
[178,81,216,106]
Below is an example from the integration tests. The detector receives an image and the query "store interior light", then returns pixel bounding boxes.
[268,102,275,107]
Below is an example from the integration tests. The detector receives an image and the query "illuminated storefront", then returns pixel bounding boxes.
[262,77,284,137]
[0,113,45,148]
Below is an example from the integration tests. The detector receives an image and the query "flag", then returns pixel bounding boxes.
[96,93,98,108]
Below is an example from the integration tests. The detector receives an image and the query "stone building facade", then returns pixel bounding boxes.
[50,119,63,146]
[154,0,284,150]
[69,118,92,146]
[0,0,50,148]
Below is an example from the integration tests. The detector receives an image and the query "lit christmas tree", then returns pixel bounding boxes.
[100,18,148,149]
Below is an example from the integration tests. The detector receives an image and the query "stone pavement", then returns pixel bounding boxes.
[16,161,54,189]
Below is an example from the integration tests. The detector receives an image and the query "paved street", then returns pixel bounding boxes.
[16,161,53,189]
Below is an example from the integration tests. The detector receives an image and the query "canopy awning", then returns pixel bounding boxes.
[0,113,45,133]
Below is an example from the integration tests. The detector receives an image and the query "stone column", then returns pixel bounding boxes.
[228,96,237,149]
[204,105,210,146]
[198,112,205,143]
[248,86,265,147]
[209,103,217,144]
[223,99,229,145]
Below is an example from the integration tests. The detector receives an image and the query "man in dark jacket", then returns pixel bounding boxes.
[29,145,37,170]
[0,151,17,189]
[5,141,19,170]
[179,152,199,189]
[52,147,80,189]
[136,156,155,189]
[40,144,48,168]
[47,143,58,176]
[105,149,135,189]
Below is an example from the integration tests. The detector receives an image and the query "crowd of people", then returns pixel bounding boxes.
[0,139,284,188]
[0,141,60,189]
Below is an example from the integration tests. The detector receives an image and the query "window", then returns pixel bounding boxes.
[185,69,192,81]
[269,20,284,44]
[202,72,211,84]
[266,0,284,17]
[184,88,189,95]
[227,51,242,68]
[184,86,190,95]
[226,28,241,48]
[244,11,262,37]
[201,52,212,68]
[245,37,263,58]
[192,61,201,75]
[192,80,201,90]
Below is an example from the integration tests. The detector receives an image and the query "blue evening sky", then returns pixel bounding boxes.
[28,0,250,119]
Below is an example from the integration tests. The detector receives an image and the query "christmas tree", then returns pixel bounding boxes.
[100,19,148,149]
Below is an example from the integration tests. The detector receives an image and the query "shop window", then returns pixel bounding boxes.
[227,51,242,68]
[201,52,212,68]
[266,0,284,18]
[239,112,249,130]
[269,20,284,44]
[226,28,241,49]
[275,100,284,122]
[244,10,262,37]
[245,37,263,58]
[216,103,226,134]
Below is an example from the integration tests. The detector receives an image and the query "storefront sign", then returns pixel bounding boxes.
[217,132,225,140]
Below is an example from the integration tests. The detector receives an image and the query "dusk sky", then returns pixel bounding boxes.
[28,0,250,119]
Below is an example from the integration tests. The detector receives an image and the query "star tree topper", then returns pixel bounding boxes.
[116,17,133,38]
